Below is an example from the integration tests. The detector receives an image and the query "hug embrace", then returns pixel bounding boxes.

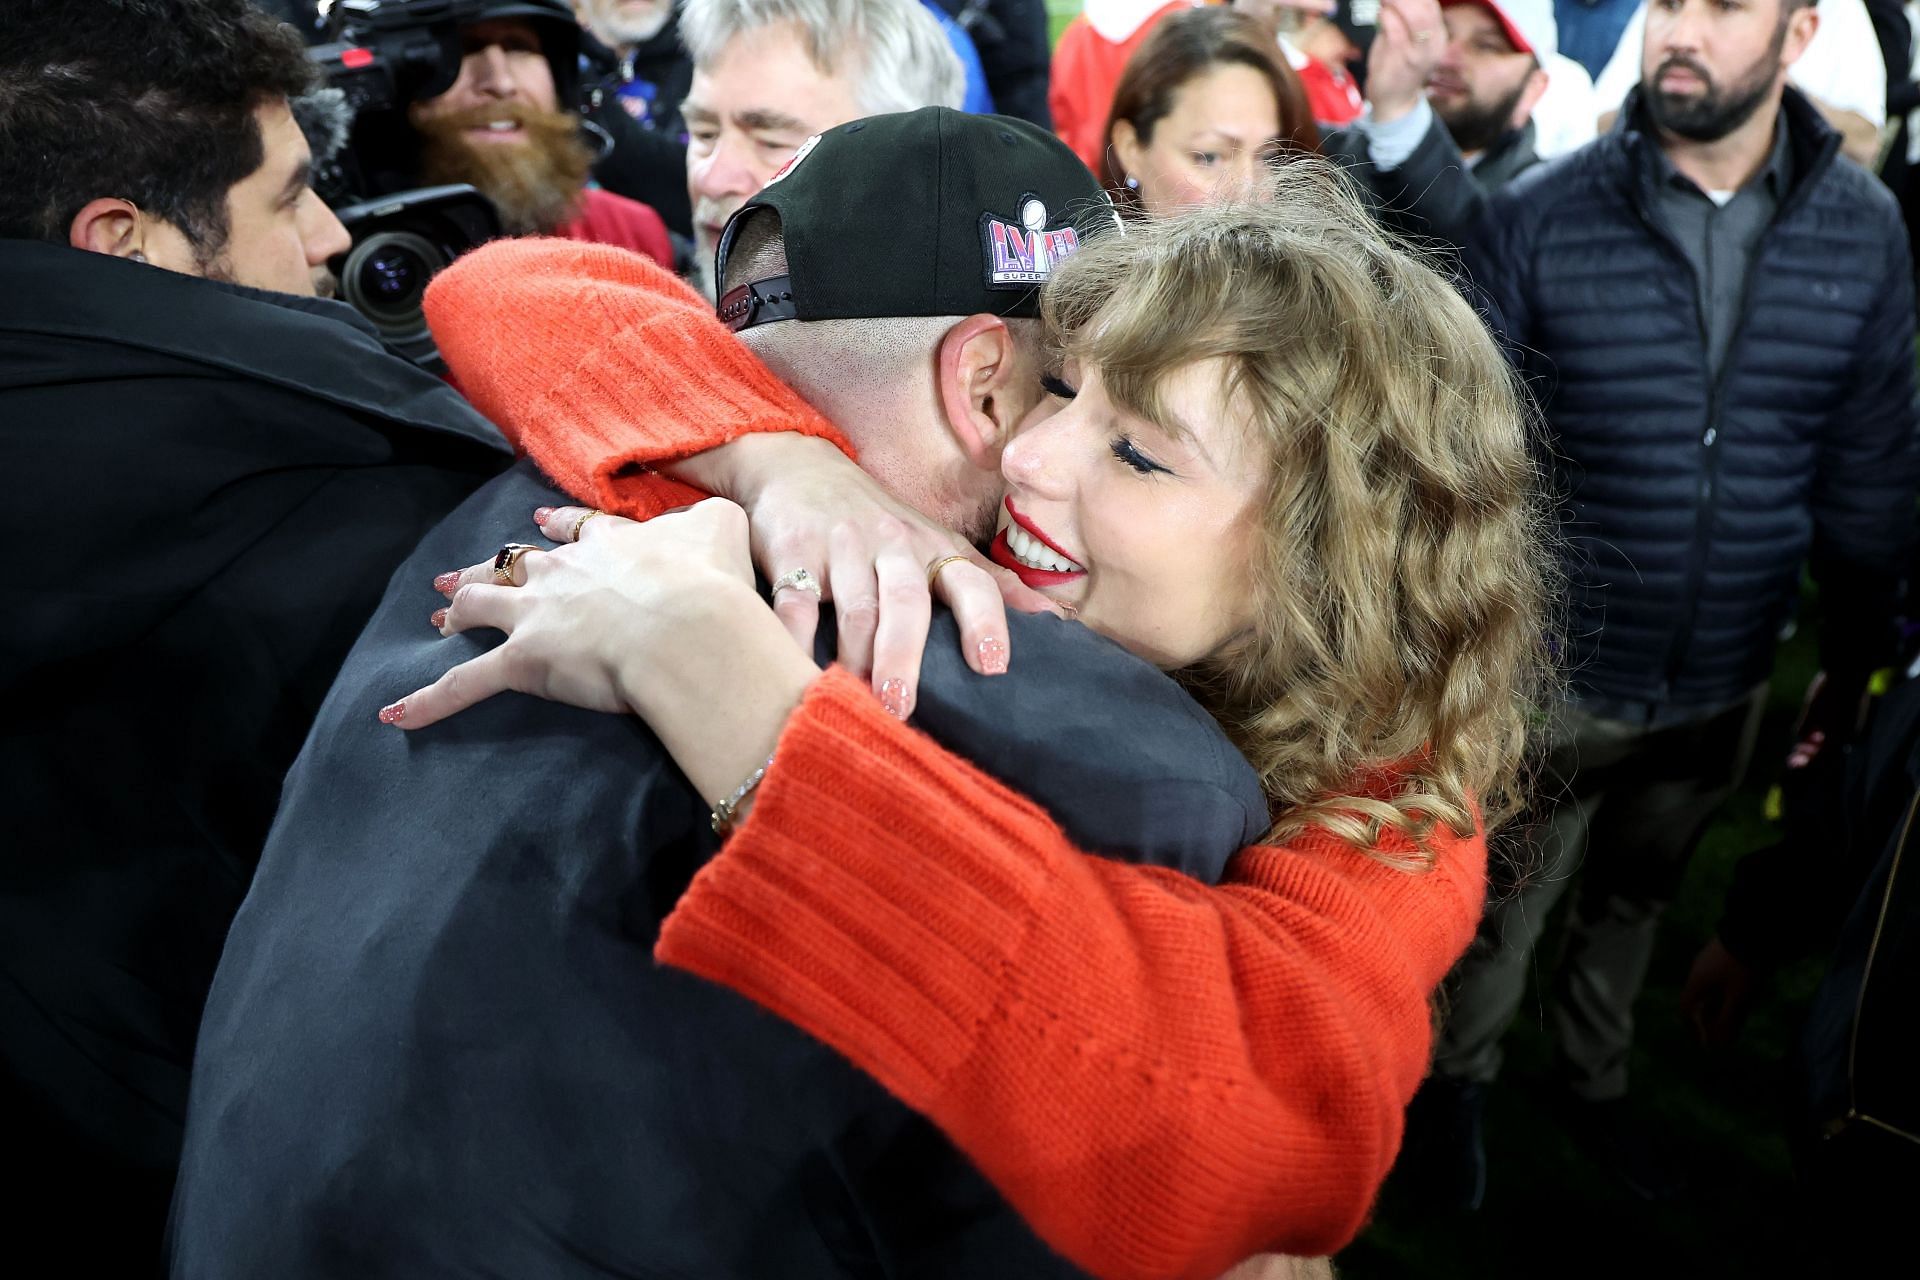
[173,109,1554,1280]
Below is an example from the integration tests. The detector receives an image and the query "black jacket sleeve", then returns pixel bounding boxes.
[1810,218,1920,687]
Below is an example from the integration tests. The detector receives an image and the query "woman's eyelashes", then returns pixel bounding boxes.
[1040,372,1078,400]
[1111,435,1173,476]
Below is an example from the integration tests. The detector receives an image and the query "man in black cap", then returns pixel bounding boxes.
[170,108,1262,1277]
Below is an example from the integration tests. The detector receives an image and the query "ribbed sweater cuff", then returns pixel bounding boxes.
[524,306,848,509]
[425,239,851,513]
[655,667,1057,1107]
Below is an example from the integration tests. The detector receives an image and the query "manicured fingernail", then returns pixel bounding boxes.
[433,571,461,595]
[430,608,448,629]
[878,678,911,720]
[378,700,407,725]
[533,507,555,524]
[977,636,1008,675]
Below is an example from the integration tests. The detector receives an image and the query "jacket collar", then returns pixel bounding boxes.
[1475,120,1541,186]
[1614,84,1841,215]
[0,240,507,457]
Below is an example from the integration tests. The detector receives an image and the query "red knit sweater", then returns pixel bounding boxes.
[424,240,1489,1278]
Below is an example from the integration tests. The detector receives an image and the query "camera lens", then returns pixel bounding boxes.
[338,230,445,336]
[364,249,423,299]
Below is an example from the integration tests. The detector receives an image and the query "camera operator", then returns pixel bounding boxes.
[0,1,511,1267]
[397,0,676,258]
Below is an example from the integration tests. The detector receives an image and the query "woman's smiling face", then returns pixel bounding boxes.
[988,358,1268,670]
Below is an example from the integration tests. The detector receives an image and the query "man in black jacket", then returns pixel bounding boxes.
[1404,0,1919,1208]
[1,1,510,1267]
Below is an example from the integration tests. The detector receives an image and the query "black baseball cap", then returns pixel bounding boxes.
[714,107,1116,333]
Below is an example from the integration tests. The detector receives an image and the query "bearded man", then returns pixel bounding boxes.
[408,0,674,261]
[1319,0,1556,243]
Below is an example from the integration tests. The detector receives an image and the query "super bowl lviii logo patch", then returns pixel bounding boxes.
[764,134,821,188]
[982,196,1082,289]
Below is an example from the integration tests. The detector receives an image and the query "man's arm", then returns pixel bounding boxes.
[1809,225,1919,695]
[1338,100,1495,247]
[1335,0,1495,247]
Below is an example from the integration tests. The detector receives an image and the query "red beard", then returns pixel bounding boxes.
[413,102,595,236]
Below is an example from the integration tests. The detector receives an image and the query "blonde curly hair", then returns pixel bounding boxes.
[1043,163,1557,862]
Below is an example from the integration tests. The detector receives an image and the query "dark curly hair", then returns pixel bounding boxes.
[0,0,315,265]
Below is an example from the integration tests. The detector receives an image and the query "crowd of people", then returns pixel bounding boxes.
[3,0,1917,1277]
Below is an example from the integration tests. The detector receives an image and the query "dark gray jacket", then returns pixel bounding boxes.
[1468,88,1918,710]
[171,460,1266,1279]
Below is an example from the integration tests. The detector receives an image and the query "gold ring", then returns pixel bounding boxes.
[925,554,972,589]
[492,543,541,584]
[568,509,603,542]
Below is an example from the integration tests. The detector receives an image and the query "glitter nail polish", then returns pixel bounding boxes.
[377,701,407,725]
[879,678,911,720]
[977,636,1008,675]
[430,608,448,630]
[433,571,461,595]
[533,507,555,524]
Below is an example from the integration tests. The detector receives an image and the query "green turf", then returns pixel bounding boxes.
[1337,591,1831,1277]
[1048,0,1082,46]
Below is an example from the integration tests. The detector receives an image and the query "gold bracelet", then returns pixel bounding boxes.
[711,754,777,836]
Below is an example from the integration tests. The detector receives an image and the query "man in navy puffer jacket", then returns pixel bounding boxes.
[1404,0,1920,1209]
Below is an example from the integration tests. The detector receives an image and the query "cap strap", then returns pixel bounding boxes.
[717,275,799,333]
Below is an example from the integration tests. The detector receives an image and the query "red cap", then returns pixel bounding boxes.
[1443,0,1544,58]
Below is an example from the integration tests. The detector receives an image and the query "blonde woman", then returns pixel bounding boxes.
[399,171,1553,1276]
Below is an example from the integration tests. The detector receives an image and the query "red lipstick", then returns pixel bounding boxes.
[1005,497,1078,561]
[989,497,1086,588]
[988,529,1084,588]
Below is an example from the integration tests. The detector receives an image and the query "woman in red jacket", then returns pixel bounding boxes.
[391,185,1552,1276]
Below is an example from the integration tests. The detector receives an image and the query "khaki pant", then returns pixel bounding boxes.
[1434,685,1769,1100]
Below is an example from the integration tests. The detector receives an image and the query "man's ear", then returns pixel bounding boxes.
[1514,66,1551,132]
[1110,118,1144,183]
[937,313,1023,470]
[1783,7,1819,69]
[69,198,147,259]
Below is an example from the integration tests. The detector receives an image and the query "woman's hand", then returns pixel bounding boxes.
[382,501,819,806]
[672,434,1057,713]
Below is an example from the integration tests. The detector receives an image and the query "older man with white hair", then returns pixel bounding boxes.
[679,0,964,295]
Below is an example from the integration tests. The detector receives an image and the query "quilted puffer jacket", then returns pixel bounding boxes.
[1466,88,1918,711]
